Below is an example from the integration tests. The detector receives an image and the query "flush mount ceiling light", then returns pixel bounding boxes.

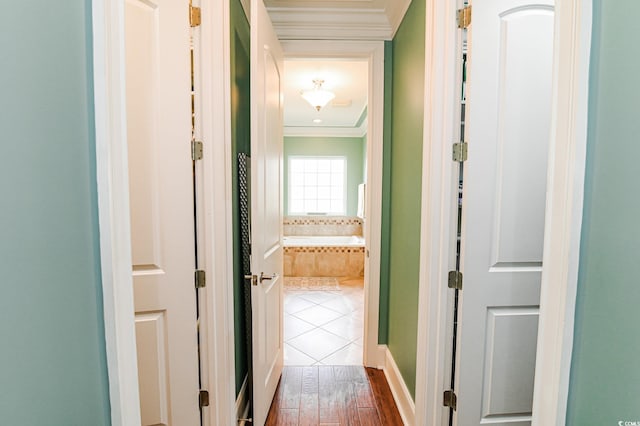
[301,79,335,112]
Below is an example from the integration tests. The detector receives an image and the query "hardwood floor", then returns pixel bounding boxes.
[265,366,404,425]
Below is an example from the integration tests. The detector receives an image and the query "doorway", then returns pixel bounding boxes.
[281,58,368,366]
[414,0,592,424]
[279,41,386,369]
[123,1,202,424]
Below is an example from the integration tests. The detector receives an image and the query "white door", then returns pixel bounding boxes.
[124,0,200,425]
[250,0,285,424]
[456,1,554,425]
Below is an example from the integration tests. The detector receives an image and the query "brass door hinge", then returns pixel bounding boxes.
[191,140,203,161]
[195,270,206,288]
[444,389,458,410]
[190,5,202,27]
[448,270,463,290]
[452,142,468,162]
[457,6,472,29]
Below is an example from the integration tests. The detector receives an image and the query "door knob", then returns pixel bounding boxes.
[260,272,278,283]
[244,274,258,286]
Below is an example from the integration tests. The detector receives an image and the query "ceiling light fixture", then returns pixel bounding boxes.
[313,118,323,124]
[301,79,335,112]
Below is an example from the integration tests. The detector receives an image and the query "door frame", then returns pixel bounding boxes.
[91,0,141,423]
[414,0,593,425]
[91,0,236,424]
[281,40,386,369]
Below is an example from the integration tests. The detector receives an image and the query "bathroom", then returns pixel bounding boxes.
[282,138,367,366]
[282,58,369,366]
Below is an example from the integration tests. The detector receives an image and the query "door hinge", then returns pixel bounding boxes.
[195,270,206,288]
[444,389,458,410]
[191,140,203,161]
[199,389,209,407]
[190,5,202,27]
[452,142,468,162]
[448,270,463,290]
[457,6,472,29]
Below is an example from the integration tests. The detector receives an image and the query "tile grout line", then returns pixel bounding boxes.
[315,342,363,366]
[284,285,364,367]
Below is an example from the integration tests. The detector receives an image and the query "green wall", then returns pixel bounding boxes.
[231,0,251,397]
[378,41,394,344]
[284,136,366,216]
[385,0,425,399]
[0,1,111,424]
[566,1,640,423]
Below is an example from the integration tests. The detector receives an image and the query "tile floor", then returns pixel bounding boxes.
[283,277,364,366]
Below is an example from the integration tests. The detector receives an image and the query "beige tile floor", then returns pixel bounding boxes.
[283,277,364,366]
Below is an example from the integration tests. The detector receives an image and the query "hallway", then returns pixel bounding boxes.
[266,366,403,425]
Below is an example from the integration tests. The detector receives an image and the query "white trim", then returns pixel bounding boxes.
[92,0,142,425]
[532,0,592,424]
[414,0,459,424]
[235,375,250,425]
[386,0,413,39]
[198,0,237,424]
[266,1,411,41]
[414,0,592,425]
[375,344,387,370]
[281,40,385,369]
[283,121,367,138]
[383,346,416,426]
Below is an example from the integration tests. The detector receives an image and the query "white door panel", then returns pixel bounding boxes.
[135,313,170,425]
[125,0,200,424]
[250,1,285,424]
[481,308,539,419]
[456,1,554,424]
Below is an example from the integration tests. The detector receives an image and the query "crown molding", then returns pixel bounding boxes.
[384,0,412,39]
[284,119,367,138]
[266,0,411,40]
[267,8,391,40]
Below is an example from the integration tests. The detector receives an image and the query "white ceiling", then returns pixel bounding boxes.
[264,0,411,40]
[248,0,411,137]
[284,59,368,136]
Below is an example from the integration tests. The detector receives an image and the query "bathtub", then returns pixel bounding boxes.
[283,235,365,277]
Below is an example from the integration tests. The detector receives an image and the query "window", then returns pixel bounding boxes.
[289,156,346,215]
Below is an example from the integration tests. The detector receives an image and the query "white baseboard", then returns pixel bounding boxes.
[382,345,416,426]
[235,375,250,425]
[376,344,387,369]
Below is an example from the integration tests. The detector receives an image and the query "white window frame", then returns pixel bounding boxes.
[287,155,348,216]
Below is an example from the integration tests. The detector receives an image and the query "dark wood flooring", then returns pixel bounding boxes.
[265,366,404,425]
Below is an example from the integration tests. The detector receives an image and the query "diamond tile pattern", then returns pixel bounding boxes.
[284,281,364,366]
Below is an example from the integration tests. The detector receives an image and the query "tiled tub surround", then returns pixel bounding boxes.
[283,216,365,277]
[283,216,363,237]
[284,245,365,277]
